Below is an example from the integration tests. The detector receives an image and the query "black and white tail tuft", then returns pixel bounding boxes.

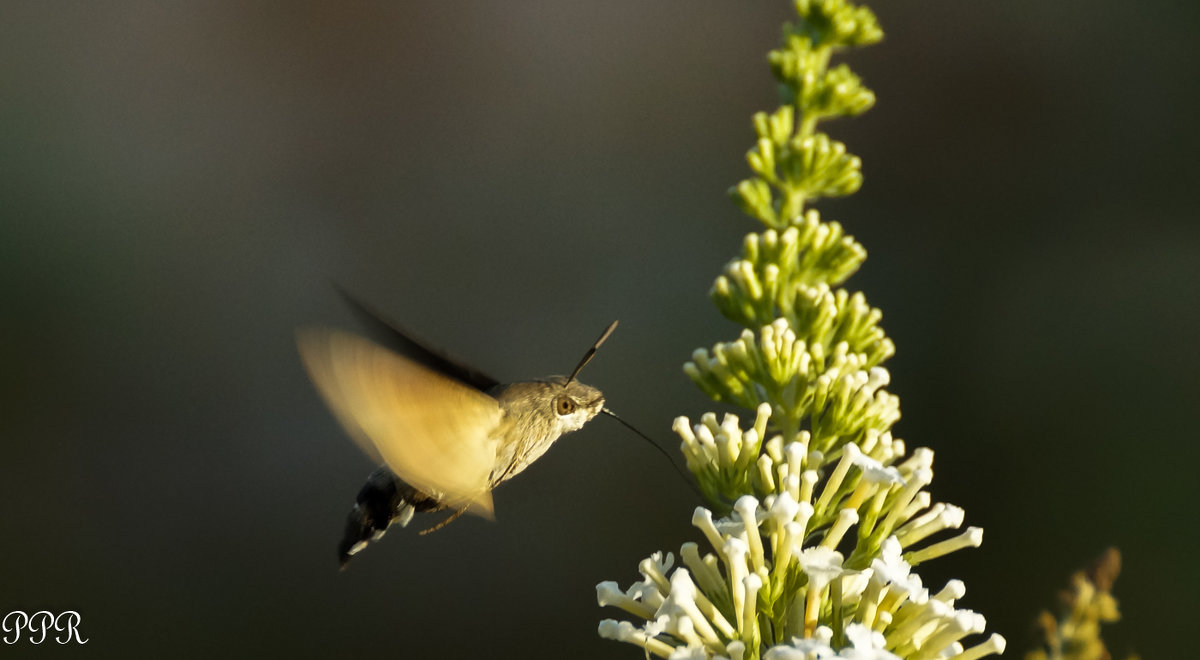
[338,467,445,568]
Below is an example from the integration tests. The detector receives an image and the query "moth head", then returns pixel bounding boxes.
[491,377,604,439]
[545,320,616,433]
[544,376,605,433]
[491,320,615,437]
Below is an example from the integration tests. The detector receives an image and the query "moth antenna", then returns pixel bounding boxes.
[601,408,705,500]
[566,320,619,385]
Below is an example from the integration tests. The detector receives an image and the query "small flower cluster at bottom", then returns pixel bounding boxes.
[597,497,1005,660]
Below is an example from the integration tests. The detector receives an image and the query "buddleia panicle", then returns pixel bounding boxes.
[597,2,1006,659]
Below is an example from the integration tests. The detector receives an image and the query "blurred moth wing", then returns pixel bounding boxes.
[297,328,501,518]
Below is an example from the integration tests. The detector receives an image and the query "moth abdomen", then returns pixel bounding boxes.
[338,467,444,568]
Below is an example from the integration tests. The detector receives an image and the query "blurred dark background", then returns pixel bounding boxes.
[1,2,1195,657]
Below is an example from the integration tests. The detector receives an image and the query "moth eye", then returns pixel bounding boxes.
[554,396,577,415]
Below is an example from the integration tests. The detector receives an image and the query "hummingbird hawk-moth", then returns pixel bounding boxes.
[297,291,616,567]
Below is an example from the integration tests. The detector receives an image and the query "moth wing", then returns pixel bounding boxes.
[333,285,501,392]
[297,328,501,518]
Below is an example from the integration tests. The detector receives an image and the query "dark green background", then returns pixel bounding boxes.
[2,2,1194,657]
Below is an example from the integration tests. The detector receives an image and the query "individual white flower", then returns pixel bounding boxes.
[847,443,904,486]
[870,536,921,596]
[733,495,767,572]
[798,546,844,589]
[656,568,724,650]
[596,581,655,618]
[641,551,676,587]
[724,536,752,623]
[742,573,764,636]
[894,503,964,546]
[840,568,873,602]
[693,507,726,555]
[764,626,835,659]
[768,490,801,527]
[932,579,965,605]
[598,619,675,657]
[785,441,807,475]
[795,546,845,637]
[906,527,983,565]
[840,623,900,659]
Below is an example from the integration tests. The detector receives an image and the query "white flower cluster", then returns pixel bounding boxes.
[598,502,1004,659]
[599,414,1005,659]
[675,404,914,528]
